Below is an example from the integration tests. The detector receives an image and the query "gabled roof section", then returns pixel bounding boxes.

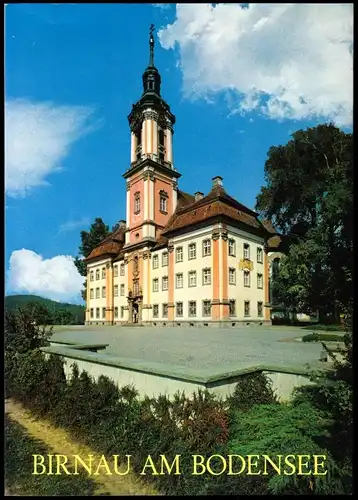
[84,226,126,262]
[177,190,195,209]
[161,183,262,237]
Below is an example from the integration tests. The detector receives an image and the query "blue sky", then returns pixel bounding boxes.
[5,3,353,303]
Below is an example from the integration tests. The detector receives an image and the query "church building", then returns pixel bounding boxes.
[84,30,283,326]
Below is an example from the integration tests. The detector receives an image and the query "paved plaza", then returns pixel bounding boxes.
[51,325,325,371]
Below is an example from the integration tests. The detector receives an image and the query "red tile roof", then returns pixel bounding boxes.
[85,185,282,260]
[161,185,261,236]
[84,227,126,262]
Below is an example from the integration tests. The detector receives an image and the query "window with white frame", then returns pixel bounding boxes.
[90,288,94,299]
[153,304,159,318]
[202,239,211,256]
[202,268,211,285]
[162,252,168,267]
[176,273,183,288]
[96,308,100,318]
[114,307,118,318]
[244,270,250,287]
[90,308,94,318]
[102,286,106,298]
[203,300,211,317]
[162,276,168,291]
[176,246,183,263]
[257,247,263,263]
[159,190,168,213]
[152,255,159,269]
[160,196,167,213]
[229,267,236,285]
[188,271,197,287]
[114,285,118,297]
[162,303,168,318]
[244,243,250,259]
[229,299,236,316]
[244,301,250,317]
[188,243,196,260]
[120,263,125,276]
[102,268,106,279]
[176,302,183,317]
[134,192,140,214]
[95,288,100,299]
[102,307,106,319]
[96,269,100,280]
[90,271,94,282]
[153,278,159,292]
[228,239,236,256]
[189,301,197,317]
[113,265,118,277]
[257,273,263,289]
[120,306,124,318]
[258,301,263,317]
[120,284,125,296]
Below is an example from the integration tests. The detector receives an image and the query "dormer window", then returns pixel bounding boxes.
[134,192,140,214]
[159,190,168,213]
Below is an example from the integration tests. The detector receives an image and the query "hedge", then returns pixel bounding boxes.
[302,333,345,343]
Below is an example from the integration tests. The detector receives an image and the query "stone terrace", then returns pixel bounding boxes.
[51,325,323,371]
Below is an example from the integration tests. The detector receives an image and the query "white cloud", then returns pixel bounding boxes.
[8,249,84,303]
[158,4,353,126]
[59,217,90,233]
[5,99,99,198]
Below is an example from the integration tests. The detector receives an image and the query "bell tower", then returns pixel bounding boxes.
[123,25,181,249]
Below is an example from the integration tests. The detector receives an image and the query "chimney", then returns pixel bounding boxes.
[194,191,204,201]
[212,176,223,188]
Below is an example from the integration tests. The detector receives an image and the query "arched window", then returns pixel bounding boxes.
[134,192,140,214]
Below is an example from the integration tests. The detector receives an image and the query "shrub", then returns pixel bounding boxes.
[302,333,344,342]
[227,372,278,412]
[229,402,350,494]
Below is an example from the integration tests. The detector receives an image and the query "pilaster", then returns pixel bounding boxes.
[105,262,113,324]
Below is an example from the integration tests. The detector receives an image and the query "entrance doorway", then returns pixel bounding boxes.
[132,302,139,324]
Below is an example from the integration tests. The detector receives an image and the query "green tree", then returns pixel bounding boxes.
[22,302,53,326]
[74,217,110,300]
[256,123,353,320]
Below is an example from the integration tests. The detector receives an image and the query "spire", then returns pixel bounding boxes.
[149,23,155,67]
[142,24,161,95]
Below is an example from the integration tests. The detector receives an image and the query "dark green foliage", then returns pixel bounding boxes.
[256,123,353,319]
[302,333,344,342]
[227,372,278,412]
[301,323,344,332]
[74,217,110,300]
[5,294,85,324]
[228,402,351,494]
[5,415,99,496]
[5,308,51,354]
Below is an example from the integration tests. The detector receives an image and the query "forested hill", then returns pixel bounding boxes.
[5,295,85,325]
